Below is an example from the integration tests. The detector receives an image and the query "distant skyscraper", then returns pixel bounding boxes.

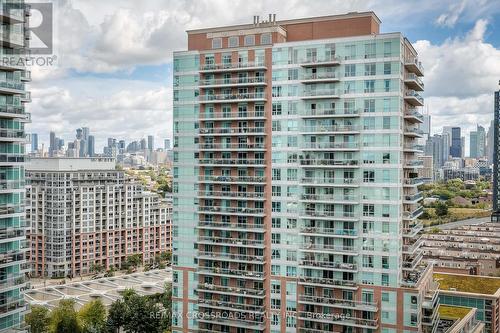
[470,125,486,158]
[148,135,154,150]
[421,114,431,139]
[164,138,171,150]
[88,135,95,157]
[76,128,83,140]
[446,127,462,158]
[49,131,56,156]
[487,120,494,163]
[31,133,38,152]
[82,127,90,140]
[140,138,147,150]
[493,90,500,222]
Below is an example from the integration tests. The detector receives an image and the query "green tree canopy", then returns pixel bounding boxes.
[26,305,50,333]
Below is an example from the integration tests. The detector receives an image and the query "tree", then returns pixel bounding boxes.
[435,202,449,217]
[49,299,82,333]
[26,305,50,333]
[79,300,107,333]
[106,299,127,333]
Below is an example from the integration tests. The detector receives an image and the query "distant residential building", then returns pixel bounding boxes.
[487,119,494,164]
[470,125,486,159]
[148,135,154,151]
[88,135,95,157]
[418,155,433,182]
[425,134,449,169]
[26,158,172,278]
[164,138,171,150]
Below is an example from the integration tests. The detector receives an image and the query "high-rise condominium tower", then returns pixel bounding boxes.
[493,90,500,222]
[173,12,438,333]
[0,0,31,331]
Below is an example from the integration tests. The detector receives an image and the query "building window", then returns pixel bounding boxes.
[381,292,389,302]
[364,63,376,76]
[364,80,375,93]
[228,36,239,48]
[381,273,389,286]
[244,35,255,46]
[384,62,391,74]
[212,38,222,49]
[345,64,356,77]
[260,33,272,45]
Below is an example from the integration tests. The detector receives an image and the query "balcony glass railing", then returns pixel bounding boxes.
[301,125,358,132]
[299,295,377,309]
[200,92,266,102]
[301,142,358,150]
[298,311,378,328]
[301,210,356,218]
[200,61,266,71]
[302,89,341,97]
[300,177,358,185]
[198,266,265,278]
[197,251,265,263]
[199,143,265,150]
[302,72,338,80]
[199,110,265,119]
[300,244,357,253]
[199,76,266,86]
[298,276,357,287]
[300,55,341,65]
[197,236,265,246]
[300,260,357,271]
[300,194,358,201]
[405,73,424,87]
[405,90,424,103]
[301,108,360,117]
[198,175,266,183]
[299,227,357,236]
[299,159,358,166]
[198,159,266,166]
[199,127,265,135]
[198,221,264,230]
[198,191,264,199]
[198,206,265,215]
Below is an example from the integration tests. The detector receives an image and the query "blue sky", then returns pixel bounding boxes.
[28,0,500,154]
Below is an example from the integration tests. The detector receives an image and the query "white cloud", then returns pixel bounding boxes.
[436,0,467,27]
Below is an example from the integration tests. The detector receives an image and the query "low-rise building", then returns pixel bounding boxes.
[435,273,500,333]
[26,158,172,278]
[423,223,500,276]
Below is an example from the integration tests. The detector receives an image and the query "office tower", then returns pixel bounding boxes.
[446,127,462,158]
[148,135,154,151]
[173,12,437,333]
[164,138,171,150]
[82,127,89,140]
[107,137,115,148]
[49,131,56,156]
[0,1,31,330]
[421,114,431,140]
[487,119,494,164]
[140,138,147,150]
[76,128,83,140]
[426,134,449,171]
[26,158,172,278]
[118,140,126,150]
[493,90,500,222]
[461,136,465,158]
[88,135,95,157]
[470,125,486,158]
[31,133,38,152]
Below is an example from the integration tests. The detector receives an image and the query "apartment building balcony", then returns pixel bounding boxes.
[300,55,341,67]
[197,221,265,232]
[299,159,359,168]
[404,56,424,76]
[198,175,266,184]
[298,311,378,329]
[299,295,377,312]
[404,192,424,204]
[300,194,358,204]
[301,72,340,84]
[404,109,424,123]
[197,251,265,264]
[404,90,424,106]
[299,328,342,333]
[0,275,28,292]
[298,276,358,289]
[199,76,267,88]
[401,264,430,287]
[0,228,24,242]
[20,70,31,82]
[402,251,423,271]
[197,283,265,298]
[197,190,265,200]
[300,210,357,221]
[198,266,264,280]
[199,61,267,73]
[0,4,25,24]
[0,203,24,216]
[403,143,424,152]
[0,129,27,142]
[299,227,358,238]
[422,304,440,327]
[0,252,25,267]
[300,142,359,151]
[300,177,359,187]
[197,236,265,248]
[404,127,424,138]
[21,91,30,102]
[402,239,423,255]
[300,260,358,272]
[404,159,424,168]
[198,143,266,151]
[0,28,24,47]
[198,205,265,216]
[199,110,265,120]
[198,316,265,331]
[404,73,424,91]
[198,158,266,167]
[301,89,341,100]
[198,299,265,314]
[0,80,24,95]
[0,180,25,192]
[199,92,266,104]
[0,53,27,72]
[300,243,358,255]
[403,177,424,187]
[423,282,440,310]
[198,126,266,136]
[301,108,360,118]
[300,125,359,134]
[403,206,424,220]
[0,105,25,118]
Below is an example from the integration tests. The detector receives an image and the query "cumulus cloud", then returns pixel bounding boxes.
[436,0,467,27]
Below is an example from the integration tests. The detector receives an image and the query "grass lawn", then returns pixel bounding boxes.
[439,305,472,320]
[422,207,490,226]
[434,273,500,294]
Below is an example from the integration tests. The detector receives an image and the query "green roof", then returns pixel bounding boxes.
[434,273,500,295]
[439,305,472,320]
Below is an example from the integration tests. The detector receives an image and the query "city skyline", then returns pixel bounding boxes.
[26,0,500,152]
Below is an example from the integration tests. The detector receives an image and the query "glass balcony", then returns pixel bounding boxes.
[198,126,265,135]
[404,127,424,137]
[197,221,265,232]
[300,194,358,203]
[198,266,265,279]
[198,315,265,331]
[298,276,358,289]
[197,190,265,200]
[198,206,265,216]
[300,142,359,150]
[300,55,341,67]
[299,159,358,167]
[299,227,357,237]
[0,128,26,142]
[404,73,424,91]
[20,70,30,82]
[197,236,265,247]
[301,210,356,220]
[402,251,423,270]
[404,192,423,203]
[199,92,266,103]
[198,143,265,150]
[402,238,423,255]
[300,177,359,186]
[198,299,265,313]
[300,108,360,118]
[300,125,359,133]
[197,283,265,297]
[200,61,267,72]
[198,159,266,167]
[198,175,266,184]
[301,72,340,83]
[199,110,265,120]
[199,76,266,88]
[197,251,265,263]
[298,311,378,329]
[300,244,357,254]
[299,295,377,311]
[404,109,424,122]
[403,143,424,152]
[0,154,26,164]
[404,177,424,186]
[404,90,424,106]
[0,80,24,94]
[0,105,24,117]
[300,260,357,271]
[404,159,424,168]
[301,89,341,99]
[404,56,424,76]
[402,222,423,237]
[403,206,424,220]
